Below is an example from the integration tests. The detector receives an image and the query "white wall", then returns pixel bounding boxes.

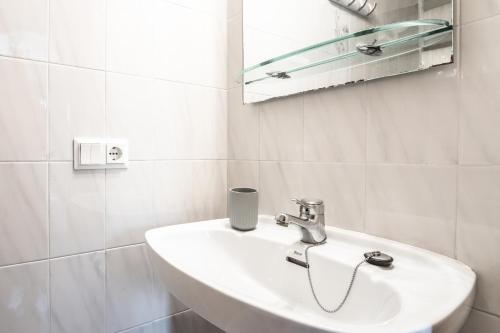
[228,0,500,331]
[0,0,228,332]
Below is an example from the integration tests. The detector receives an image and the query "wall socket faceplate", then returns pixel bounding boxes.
[74,138,129,170]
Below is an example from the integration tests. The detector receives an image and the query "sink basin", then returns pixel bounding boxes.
[146,216,476,333]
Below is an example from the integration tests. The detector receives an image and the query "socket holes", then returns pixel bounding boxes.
[108,146,123,161]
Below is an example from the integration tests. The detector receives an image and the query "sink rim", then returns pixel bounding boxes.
[146,215,476,333]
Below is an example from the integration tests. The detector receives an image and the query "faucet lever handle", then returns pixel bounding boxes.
[291,198,323,209]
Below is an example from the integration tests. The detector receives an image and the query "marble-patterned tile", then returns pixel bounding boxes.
[228,87,260,160]
[162,0,229,18]
[0,261,49,333]
[259,161,302,216]
[106,0,154,76]
[121,323,153,333]
[302,163,365,232]
[49,163,105,257]
[459,16,500,165]
[460,309,500,333]
[49,0,105,69]
[154,80,227,160]
[227,0,242,19]
[366,165,457,257]
[227,15,242,89]
[367,68,458,165]
[106,162,154,248]
[461,0,500,24]
[106,244,153,333]
[106,73,155,160]
[152,311,223,333]
[153,1,227,88]
[153,161,193,227]
[50,252,105,333]
[228,160,259,191]
[0,0,48,60]
[304,85,366,163]
[151,254,188,319]
[260,95,304,161]
[0,163,48,266]
[49,64,105,160]
[0,57,48,161]
[190,160,228,222]
[153,160,227,225]
[457,166,500,315]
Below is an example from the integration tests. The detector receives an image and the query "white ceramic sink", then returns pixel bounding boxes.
[146,216,476,333]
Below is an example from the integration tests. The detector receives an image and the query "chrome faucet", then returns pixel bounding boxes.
[275,198,327,244]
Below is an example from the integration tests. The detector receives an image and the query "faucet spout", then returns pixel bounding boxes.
[276,213,312,229]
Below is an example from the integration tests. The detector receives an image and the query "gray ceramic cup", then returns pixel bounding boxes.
[229,188,258,231]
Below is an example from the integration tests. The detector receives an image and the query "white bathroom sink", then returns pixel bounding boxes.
[146,216,476,333]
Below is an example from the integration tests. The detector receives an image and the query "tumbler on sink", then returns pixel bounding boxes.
[229,188,258,231]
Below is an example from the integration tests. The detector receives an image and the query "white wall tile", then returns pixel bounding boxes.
[106,73,155,160]
[228,160,259,190]
[0,163,48,266]
[106,245,153,333]
[0,57,47,161]
[259,161,302,216]
[0,0,48,60]
[460,309,500,333]
[260,95,303,161]
[461,0,500,24]
[457,166,500,315]
[153,1,227,88]
[107,0,154,76]
[459,16,500,165]
[152,311,223,333]
[106,162,154,248]
[304,85,366,163]
[227,0,242,19]
[153,160,227,226]
[0,261,49,333]
[302,163,365,232]
[191,160,227,221]
[228,87,259,160]
[122,323,153,333]
[50,252,105,333]
[49,163,105,257]
[163,0,228,18]
[366,68,458,164]
[227,15,242,89]
[151,256,187,319]
[154,81,227,160]
[49,64,105,160]
[49,0,105,69]
[153,161,193,226]
[366,165,457,257]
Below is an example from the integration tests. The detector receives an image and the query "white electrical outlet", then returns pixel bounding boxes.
[106,140,128,165]
[74,138,129,170]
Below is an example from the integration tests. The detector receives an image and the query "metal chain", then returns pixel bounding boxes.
[305,243,368,313]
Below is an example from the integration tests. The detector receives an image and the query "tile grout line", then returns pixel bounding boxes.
[0,53,228,92]
[114,309,191,333]
[363,82,369,232]
[104,0,108,331]
[47,0,52,332]
[472,307,500,320]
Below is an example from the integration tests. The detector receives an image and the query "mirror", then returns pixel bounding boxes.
[242,0,454,103]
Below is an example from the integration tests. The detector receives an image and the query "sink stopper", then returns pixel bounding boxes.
[364,251,394,267]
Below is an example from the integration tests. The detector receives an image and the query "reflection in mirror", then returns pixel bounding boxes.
[242,0,454,103]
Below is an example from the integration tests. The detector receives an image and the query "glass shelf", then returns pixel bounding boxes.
[243,19,453,85]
